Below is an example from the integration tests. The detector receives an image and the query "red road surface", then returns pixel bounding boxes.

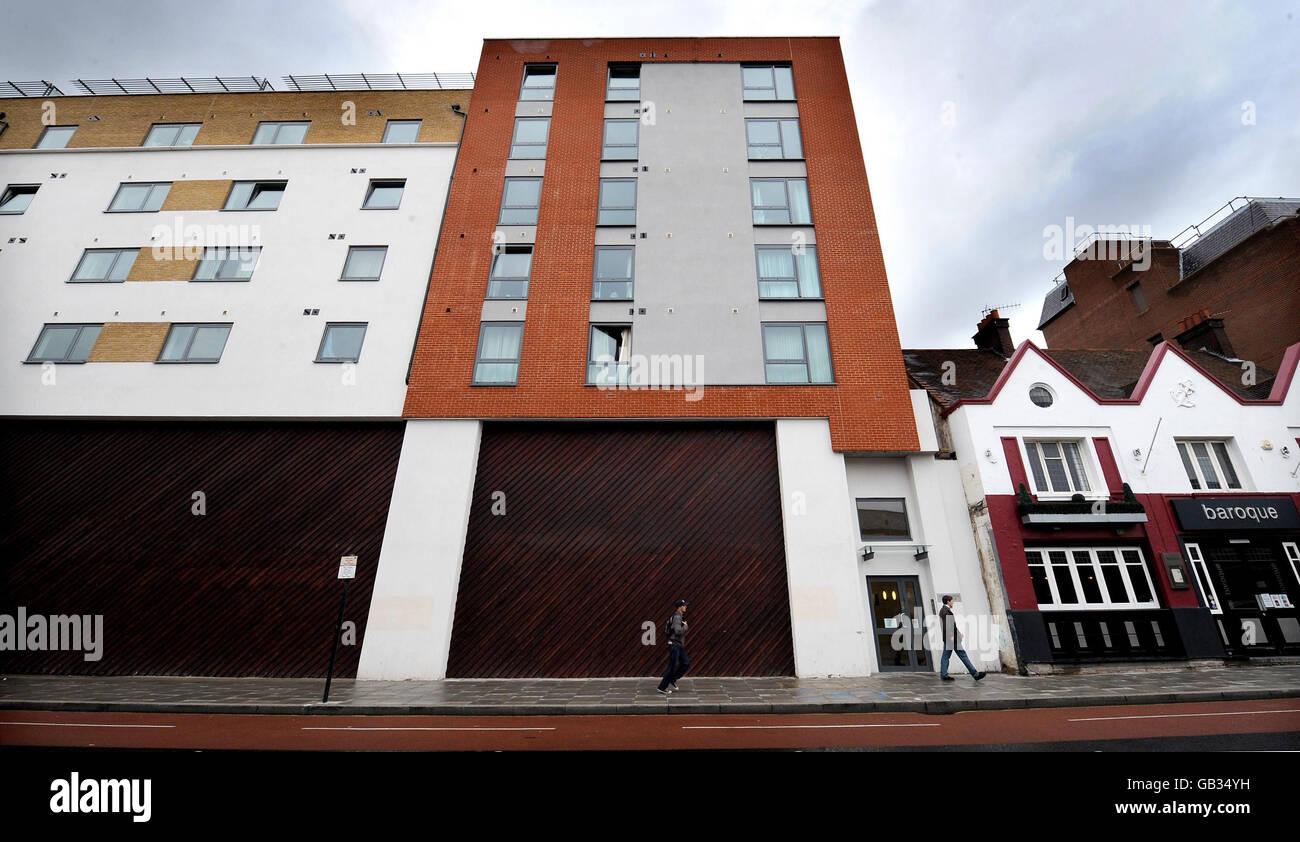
[2,698,1298,751]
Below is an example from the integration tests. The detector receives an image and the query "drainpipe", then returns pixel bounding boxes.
[405,102,468,385]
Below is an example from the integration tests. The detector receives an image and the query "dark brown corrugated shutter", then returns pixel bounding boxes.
[0,420,403,677]
[447,422,795,677]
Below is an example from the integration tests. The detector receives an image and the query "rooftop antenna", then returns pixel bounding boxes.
[980,303,1021,318]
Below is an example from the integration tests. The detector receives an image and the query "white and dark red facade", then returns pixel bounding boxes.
[908,322,1300,671]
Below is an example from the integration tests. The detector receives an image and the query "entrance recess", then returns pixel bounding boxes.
[866,576,930,671]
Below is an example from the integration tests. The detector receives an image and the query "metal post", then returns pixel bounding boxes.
[322,579,350,704]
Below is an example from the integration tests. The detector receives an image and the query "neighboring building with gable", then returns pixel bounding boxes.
[906,312,1300,672]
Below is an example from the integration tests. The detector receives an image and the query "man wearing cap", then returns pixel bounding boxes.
[657,600,690,695]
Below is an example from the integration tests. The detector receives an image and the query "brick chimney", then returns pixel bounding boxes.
[973,310,1015,356]
[1174,309,1236,358]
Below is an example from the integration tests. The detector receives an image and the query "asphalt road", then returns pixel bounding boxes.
[2,697,1298,750]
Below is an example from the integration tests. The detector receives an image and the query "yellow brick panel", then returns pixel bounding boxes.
[87,323,172,362]
[160,180,233,211]
[0,90,466,150]
[126,250,200,282]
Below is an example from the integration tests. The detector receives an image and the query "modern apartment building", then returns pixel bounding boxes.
[1038,197,1300,372]
[907,313,1300,672]
[1,76,467,676]
[359,38,991,681]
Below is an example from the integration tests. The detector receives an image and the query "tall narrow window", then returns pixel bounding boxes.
[751,178,811,224]
[607,64,640,100]
[762,323,833,383]
[510,117,550,159]
[597,179,637,225]
[588,324,631,384]
[473,322,525,384]
[756,245,820,298]
[499,177,542,225]
[1128,281,1148,313]
[520,64,557,100]
[602,119,639,160]
[593,247,634,300]
[487,246,532,299]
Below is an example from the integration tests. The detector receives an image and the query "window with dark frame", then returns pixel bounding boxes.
[157,324,232,363]
[487,245,532,299]
[751,178,812,224]
[602,119,639,160]
[519,64,557,100]
[756,244,821,298]
[26,324,102,363]
[224,181,286,211]
[593,246,634,300]
[588,324,631,384]
[69,248,139,283]
[597,178,637,225]
[856,498,910,541]
[741,65,795,100]
[499,177,542,225]
[108,182,171,212]
[251,121,309,145]
[473,322,525,384]
[362,179,405,209]
[193,247,261,282]
[510,117,551,159]
[340,246,387,281]
[746,118,803,159]
[0,184,39,214]
[761,322,833,383]
[316,323,368,363]
[142,123,201,147]
[606,64,640,101]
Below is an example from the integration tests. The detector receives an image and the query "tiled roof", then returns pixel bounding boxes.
[1037,281,1075,329]
[904,345,1277,408]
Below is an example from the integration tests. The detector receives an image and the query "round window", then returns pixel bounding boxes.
[1029,385,1054,407]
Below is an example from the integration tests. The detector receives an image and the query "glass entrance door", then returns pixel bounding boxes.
[866,576,930,671]
[1206,543,1300,655]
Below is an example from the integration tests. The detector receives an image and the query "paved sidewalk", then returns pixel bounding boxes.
[3,664,1298,716]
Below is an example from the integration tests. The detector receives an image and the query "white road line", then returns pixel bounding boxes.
[1069,708,1300,723]
[682,723,941,730]
[0,721,176,729]
[301,726,557,732]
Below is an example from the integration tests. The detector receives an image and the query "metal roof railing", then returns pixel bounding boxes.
[282,72,475,91]
[1,72,475,97]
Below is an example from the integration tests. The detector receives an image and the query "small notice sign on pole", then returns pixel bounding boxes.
[338,555,357,579]
[324,555,357,703]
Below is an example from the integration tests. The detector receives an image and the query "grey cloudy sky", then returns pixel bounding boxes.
[4,0,1296,349]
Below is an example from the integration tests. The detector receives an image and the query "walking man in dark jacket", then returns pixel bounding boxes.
[657,600,690,695]
[939,595,986,681]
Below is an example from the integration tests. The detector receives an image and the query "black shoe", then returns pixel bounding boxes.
[940,676,955,681]
[974,671,987,681]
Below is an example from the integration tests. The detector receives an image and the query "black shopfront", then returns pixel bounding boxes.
[1173,496,1300,657]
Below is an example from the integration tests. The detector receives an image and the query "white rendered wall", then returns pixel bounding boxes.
[952,346,1300,500]
[357,420,481,680]
[0,143,455,418]
[775,418,873,676]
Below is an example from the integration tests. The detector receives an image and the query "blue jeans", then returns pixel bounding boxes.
[658,645,690,690]
[940,647,979,678]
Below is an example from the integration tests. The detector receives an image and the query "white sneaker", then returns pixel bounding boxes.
[657,687,672,695]
[670,682,679,691]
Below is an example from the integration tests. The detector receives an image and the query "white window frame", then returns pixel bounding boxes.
[1026,546,1160,610]
[1183,543,1222,615]
[1175,439,1243,491]
[1284,542,1300,589]
[1022,438,1098,498]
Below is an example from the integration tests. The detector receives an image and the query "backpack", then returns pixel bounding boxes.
[663,614,674,644]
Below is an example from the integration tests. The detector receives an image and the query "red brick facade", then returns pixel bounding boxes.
[1042,218,1300,371]
[402,38,919,453]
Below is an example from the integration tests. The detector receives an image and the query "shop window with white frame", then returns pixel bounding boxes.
[1023,439,1093,496]
[1285,543,1300,589]
[1183,543,1222,614]
[1175,440,1242,490]
[1025,547,1158,610]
